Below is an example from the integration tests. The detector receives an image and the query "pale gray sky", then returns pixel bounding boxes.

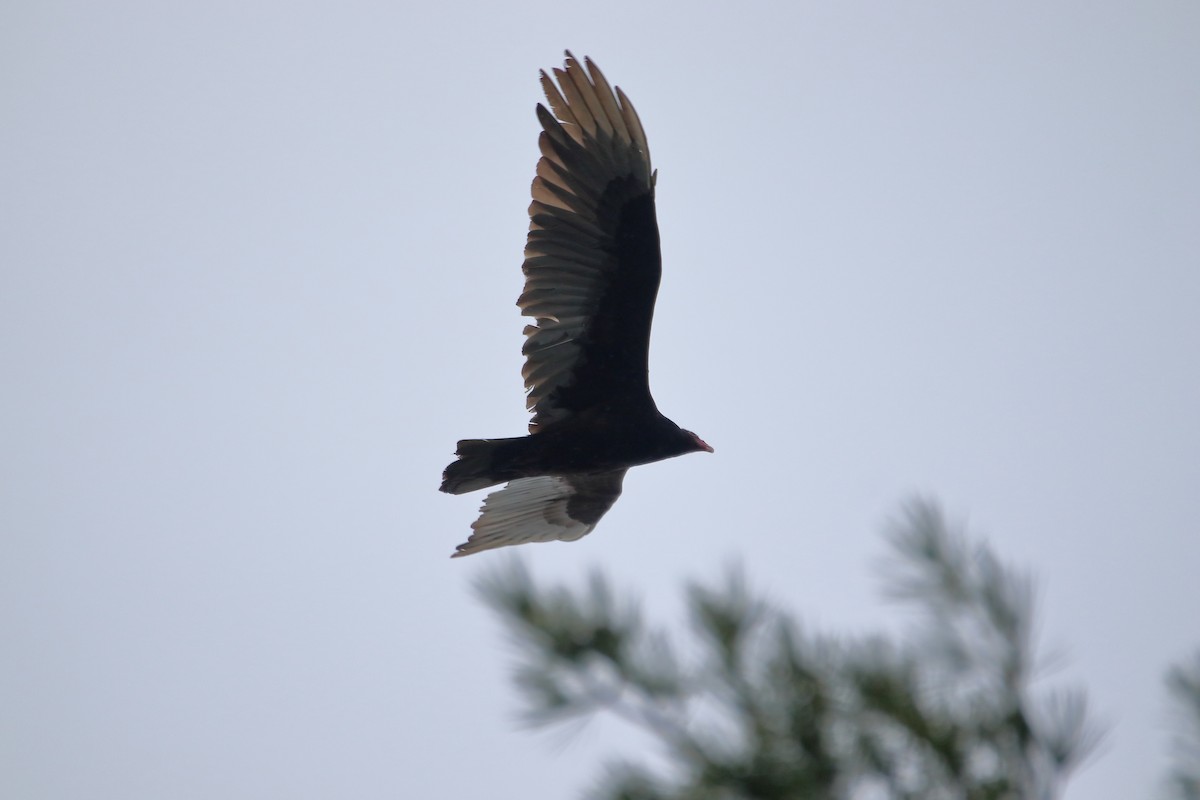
[3,2,1198,798]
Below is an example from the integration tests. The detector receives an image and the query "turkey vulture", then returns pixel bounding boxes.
[441,52,712,558]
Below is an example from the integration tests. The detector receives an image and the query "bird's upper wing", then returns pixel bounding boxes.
[519,52,661,433]
[450,470,627,557]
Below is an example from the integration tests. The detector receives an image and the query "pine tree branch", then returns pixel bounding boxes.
[476,498,1106,799]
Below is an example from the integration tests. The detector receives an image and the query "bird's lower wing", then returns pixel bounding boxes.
[451,470,627,558]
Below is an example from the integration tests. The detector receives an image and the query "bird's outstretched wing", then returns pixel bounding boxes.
[519,52,661,433]
[451,470,626,557]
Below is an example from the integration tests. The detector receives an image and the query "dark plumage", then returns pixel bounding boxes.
[441,52,712,558]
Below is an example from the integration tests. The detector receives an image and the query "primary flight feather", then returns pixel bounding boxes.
[441,52,712,558]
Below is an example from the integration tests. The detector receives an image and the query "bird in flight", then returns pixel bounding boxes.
[441,52,712,558]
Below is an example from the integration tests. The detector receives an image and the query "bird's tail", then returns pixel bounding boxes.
[440,438,522,494]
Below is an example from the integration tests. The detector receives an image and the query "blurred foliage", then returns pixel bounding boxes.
[477,498,1112,800]
[1165,651,1200,800]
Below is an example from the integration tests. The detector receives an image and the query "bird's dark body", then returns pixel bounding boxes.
[441,408,695,496]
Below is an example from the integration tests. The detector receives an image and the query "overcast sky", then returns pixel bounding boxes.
[3,2,1198,798]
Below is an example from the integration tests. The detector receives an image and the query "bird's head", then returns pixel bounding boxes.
[683,429,714,454]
